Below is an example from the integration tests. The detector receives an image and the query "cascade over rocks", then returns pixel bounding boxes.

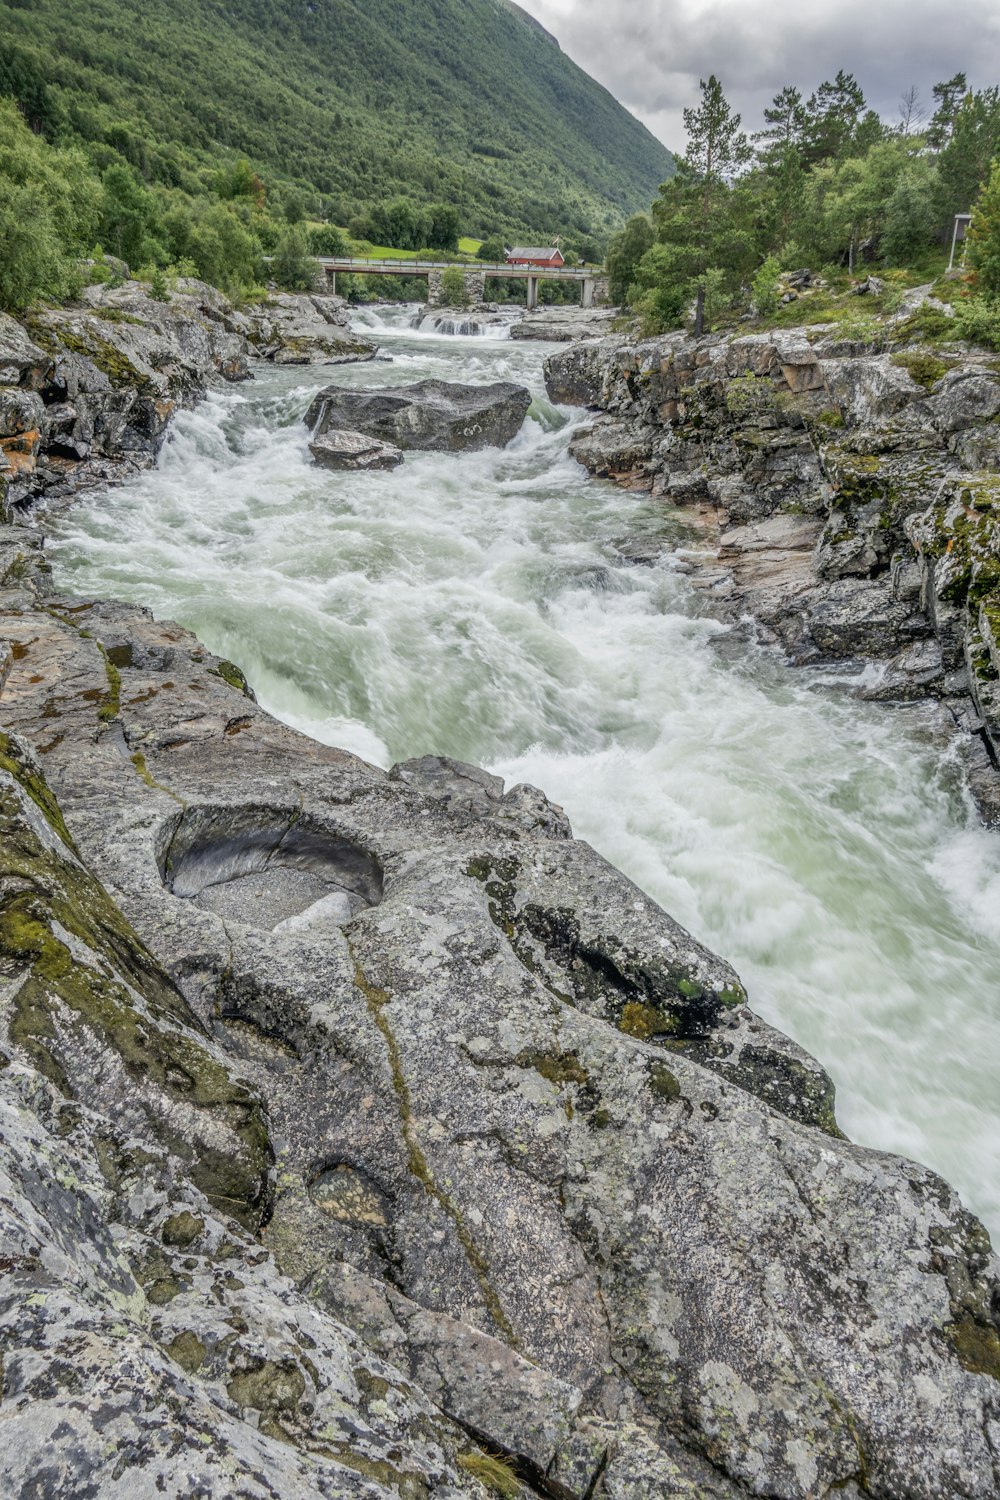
[0,284,383,515]
[305,377,532,452]
[544,322,1000,820]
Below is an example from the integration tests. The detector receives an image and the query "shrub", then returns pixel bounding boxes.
[751,255,782,318]
[953,296,1000,351]
[440,266,468,307]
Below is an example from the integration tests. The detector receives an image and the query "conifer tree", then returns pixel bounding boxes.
[967,159,1000,299]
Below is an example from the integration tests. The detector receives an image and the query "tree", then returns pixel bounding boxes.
[677,76,752,332]
[897,86,925,136]
[271,224,316,290]
[927,73,968,150]
[683,74,752,183]
[631,164,755,334]
[966,159,1000,298]
[427,203,460,253]
[477,235,506,263]
[754,85,808,163]
[99,163,157,268]
[937,86,1000,220]
[804,71,868,165]
[605,213,654,303]
[309,223,349,257]
[0,185,71,311]
[440,266,468,307]
[881,170,940,264]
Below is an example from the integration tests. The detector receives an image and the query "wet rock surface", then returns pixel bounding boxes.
[1,538,1000,1496]
[310,428,405,470]
[306,377,533,452]
[545,325,1000,820]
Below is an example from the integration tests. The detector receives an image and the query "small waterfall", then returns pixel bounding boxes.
[408,309,516,339]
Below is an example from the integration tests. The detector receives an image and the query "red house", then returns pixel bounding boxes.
[505,246,565,268]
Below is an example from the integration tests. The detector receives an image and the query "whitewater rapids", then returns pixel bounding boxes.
[47,304,1000,1236]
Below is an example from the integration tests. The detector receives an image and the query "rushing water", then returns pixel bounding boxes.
[47,305,1000,1236]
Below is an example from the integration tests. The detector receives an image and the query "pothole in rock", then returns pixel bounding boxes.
[309,1164,390,1226]
[160,805,383,932]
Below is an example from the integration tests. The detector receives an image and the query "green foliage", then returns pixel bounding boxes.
[891,350,951,390]
[894,303,955,344]
[621,66,1000,333]
[936,87,1000,222]
[99,163,156,268]
[0,0,673,242]
[308,223,348,257]
[953,296,1000,350]
[967,159,1000,299]
[751,255,782,317]
[0,98,96,310]
[606,213,654,304]
[271,225,316,291]
[440,266,468,308]
[148,266,169,302]
[629,78,757,334]
[427,203,461,254]
[477,235,506,263]
[882,172,940,265]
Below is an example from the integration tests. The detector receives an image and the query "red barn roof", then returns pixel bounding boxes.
[506,247,565,266]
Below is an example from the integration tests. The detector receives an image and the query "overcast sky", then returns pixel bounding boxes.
[517,0,1000,153]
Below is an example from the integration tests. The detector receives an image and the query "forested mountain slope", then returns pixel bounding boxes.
[0,0,673,238]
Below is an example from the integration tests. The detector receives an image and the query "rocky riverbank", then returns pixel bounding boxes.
[0,278,377,515]
[2,289,1000,1497]
[545,315,1000,820]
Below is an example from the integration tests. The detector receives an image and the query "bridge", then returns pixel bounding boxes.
[314,257,608,310]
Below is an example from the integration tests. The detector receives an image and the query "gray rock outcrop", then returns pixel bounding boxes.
[510,306,621,343]
[305,377,532,452]
[1,530,999,1497]
[544,325,1000,819]
[0,278,253,512]
[247,292,379,365]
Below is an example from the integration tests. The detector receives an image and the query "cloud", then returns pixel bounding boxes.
[517,0,1000,152]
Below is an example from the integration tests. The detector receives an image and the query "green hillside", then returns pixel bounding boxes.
[0,0,673,240]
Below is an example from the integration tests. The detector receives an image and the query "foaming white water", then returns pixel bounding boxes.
[353,301,517,340]
[47,318,1000,1236]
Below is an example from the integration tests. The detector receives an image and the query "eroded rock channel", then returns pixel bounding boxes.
[2,287,1000,1497]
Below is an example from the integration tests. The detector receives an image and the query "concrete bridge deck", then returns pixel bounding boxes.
[315,257,607,308]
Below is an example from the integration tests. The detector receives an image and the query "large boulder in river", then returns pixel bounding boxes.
[305,377,532,451]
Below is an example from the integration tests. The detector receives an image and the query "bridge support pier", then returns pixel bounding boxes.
[324,268,336,294]
[526,275,539,311]
[582,277,594,308]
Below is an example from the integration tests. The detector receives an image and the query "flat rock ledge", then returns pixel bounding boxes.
[309,428,404,470]
[0,527,999,1497]
[305,377,533,452]
[510,306,622,343]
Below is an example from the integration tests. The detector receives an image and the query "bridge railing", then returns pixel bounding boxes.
[314,257,598,279]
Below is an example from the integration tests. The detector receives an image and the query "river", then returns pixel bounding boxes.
[47,304,1000,1238]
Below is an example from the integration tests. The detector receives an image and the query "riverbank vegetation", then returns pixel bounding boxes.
[610,72,1000,342]
[0,0,670,315]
